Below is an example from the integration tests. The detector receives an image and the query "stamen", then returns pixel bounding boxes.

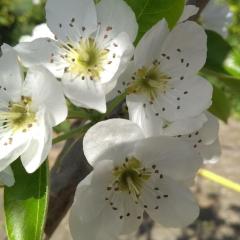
[61,37,109,80]
[127,66,171,101]
[112,157,151,201]
[0,97,36,133]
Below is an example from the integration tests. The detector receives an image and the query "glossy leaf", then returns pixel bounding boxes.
[209,86,231,122]
[219,76,240,95]
[4,161,49,240]
[124,0,185,43]
[203,67,240,96]
[206,30,231,73]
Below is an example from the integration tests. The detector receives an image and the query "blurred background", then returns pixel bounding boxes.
[0,0,240,239]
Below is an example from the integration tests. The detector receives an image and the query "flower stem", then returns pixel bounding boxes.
[106,92,127,116]
[53,122,93,144]
[67,109,92,120]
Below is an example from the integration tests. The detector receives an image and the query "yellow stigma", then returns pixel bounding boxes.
[64,38,109,80]
[128,66,171,101]
[113,157,151,200]
[0,97,36,133]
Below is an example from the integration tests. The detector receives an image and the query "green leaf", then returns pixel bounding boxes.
[219,76,240,95]
[202,67,240,95]
[4,161,49,240]
[124,0,185,43]
[206,30,232,73]
[209,86,231,122]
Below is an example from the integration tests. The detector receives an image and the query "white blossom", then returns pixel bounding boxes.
[128,106,220,164]
[110,19,212,136]
[69,119,202,240]
[181,2,233,38]
[201,0,233,38]
[15,0,138,113]
[176,112,221,164]
[0,45,67,173]
[0,167,14,187]
[128,101,208,137]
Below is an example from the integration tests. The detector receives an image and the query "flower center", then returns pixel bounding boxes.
[64,38,109,80]
[128,66,171,101]
[0,96,36,133]
[113,157,151,200]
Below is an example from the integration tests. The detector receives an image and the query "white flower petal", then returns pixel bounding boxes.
[175,112,218,146]
[158,114,207,136]
[71,197,141,239]
[62,75,107,113]
[96,0,138,42]
[83,119,144,165]
[0,166,15,187]
[127,95,165,137]
[201,139,221,164]
[134,137,202,181]
[103,77,119,97]
[107,61,135,101]
[127,96,208,137]
[156,76,213,121]
[70,159,142,239]
[175,112,220,164]
[119,194,143,235]
[21,113,52,173]
[103,39,134,98]
[19,23,54,42]
[73,160,113,222]
[15,38,65,78]
[24,66,67,126]
[134,19,169,68]
[159,21,207,78]
[0,44,22,101]
[46,0,97,41]
[178,5,199,22]
[199,112,219,145]
[99,190,143,236]
[99,32,134,84]
[201,0,233,38]
[0,131,31,172]
[141,176,199,227]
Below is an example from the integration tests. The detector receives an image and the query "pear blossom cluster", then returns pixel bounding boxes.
[0,0,231,239]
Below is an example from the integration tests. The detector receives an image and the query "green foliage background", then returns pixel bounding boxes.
[228,0,240,48]
[0,0,45,45]
[227,0,240,118]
